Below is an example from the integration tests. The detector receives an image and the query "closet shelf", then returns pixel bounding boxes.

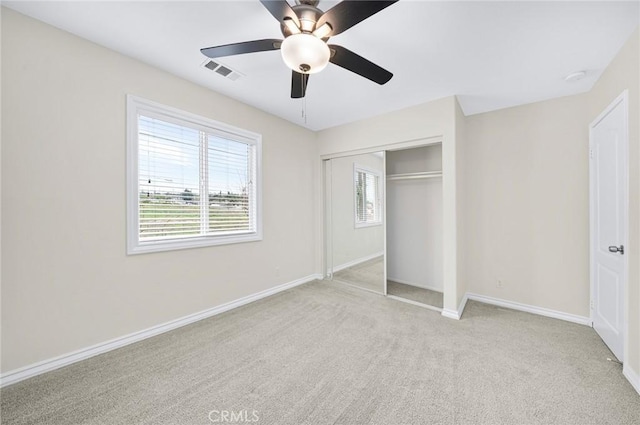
[386,171,442,181]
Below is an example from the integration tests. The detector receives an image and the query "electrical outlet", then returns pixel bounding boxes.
[496,279,503,288]
[275,267,280,277]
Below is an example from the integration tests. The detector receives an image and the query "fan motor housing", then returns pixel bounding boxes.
[281,4,324,37]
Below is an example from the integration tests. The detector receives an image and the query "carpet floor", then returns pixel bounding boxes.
[332,256,384,293]
[387,281,444,309]
[2,280,639,425]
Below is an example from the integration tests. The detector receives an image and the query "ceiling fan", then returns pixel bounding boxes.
[200,0,398,98]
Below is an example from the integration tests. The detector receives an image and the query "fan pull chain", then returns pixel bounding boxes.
[302,96,307,124]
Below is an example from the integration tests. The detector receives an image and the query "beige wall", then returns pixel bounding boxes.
[464,27,639,377]
[317,97,453,157]
[587,28,639,376]
[465,94,590,315]
[1,9,318,373]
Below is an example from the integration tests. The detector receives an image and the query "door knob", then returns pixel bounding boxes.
[608,245,624,255]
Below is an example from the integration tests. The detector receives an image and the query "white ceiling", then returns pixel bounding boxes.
[5,1,639,131]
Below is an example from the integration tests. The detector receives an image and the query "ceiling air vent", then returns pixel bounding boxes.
[204,61,219,71]
[203,60,243,81]
[215,66,232,77]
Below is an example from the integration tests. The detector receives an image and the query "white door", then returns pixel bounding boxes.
[590,91,628,362]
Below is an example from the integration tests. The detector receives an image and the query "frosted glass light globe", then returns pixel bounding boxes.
[280,33,330,74]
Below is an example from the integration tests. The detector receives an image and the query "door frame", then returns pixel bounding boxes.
[323,159,333,279]
[589,89,629,361]
[321,137,444,299]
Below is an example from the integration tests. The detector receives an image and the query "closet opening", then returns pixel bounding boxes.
[386,143,443,311]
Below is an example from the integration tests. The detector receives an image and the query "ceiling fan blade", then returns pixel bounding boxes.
[291,71,309,98]
[329,44,393,85]
[201,39,282,59]
[317,1,398,36]
[260,0,300,27]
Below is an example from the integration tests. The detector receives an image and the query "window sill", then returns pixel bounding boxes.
[355,221,382,229]
[127,232,262,255]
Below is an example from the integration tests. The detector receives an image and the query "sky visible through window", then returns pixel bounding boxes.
[138,116,249,200]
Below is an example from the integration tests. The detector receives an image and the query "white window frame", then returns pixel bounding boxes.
[126,95,262,254]
[353,164,382,228]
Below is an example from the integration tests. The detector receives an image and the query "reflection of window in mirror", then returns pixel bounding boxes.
[354,165,381,228]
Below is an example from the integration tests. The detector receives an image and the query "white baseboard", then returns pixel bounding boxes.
[333,251,384,273]
[465,292,591,326]
[457,293,469,318]
[387,277,443,293]
[623,364,640,396]
[441,293,468,320]
[0,273,322,388]
[441,308,459,320]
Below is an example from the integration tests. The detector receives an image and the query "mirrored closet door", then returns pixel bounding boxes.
[325,152,385,294]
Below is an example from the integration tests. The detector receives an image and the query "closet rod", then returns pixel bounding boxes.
[386,171,443,181]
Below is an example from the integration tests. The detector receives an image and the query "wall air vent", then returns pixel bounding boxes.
[202,60,243,81]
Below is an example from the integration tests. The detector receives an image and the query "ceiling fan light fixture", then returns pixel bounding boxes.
[312,22,333,39]
[299,18,316,33]
[283,17,301,35]
[281,33,330,74]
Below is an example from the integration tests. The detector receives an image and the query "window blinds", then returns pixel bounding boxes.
[355,169,380,224]
[207,135,254,234]
[138,114,255,241]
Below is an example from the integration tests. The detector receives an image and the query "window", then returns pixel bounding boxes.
[354,165,381,227]
[127,96,262,254]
